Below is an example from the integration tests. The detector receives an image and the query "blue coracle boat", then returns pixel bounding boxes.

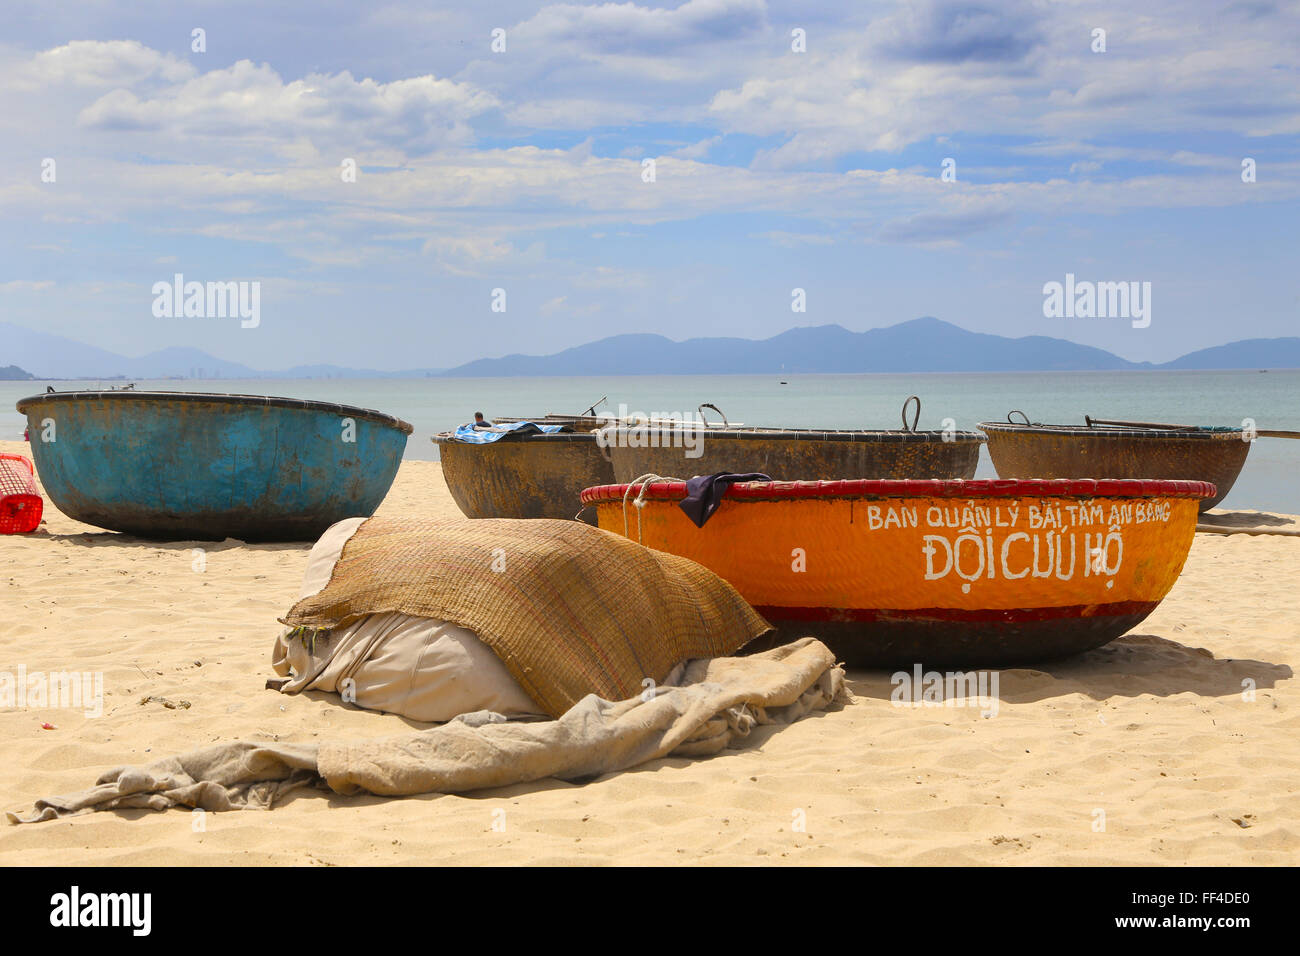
[15,390,412,541]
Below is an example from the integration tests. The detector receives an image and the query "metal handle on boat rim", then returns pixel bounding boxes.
[902,395,921,433]
[1007,409,1031,425]
[698,403,728,428]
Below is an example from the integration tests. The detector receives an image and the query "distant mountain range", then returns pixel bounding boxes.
[1,364,35,380]
[445,317,1300,375]
[0,322,445,380]
[4,317,1299,380]
[446,317,1156,375]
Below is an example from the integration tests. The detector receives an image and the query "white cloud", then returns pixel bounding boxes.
[671,135,722,159]
[752,230,835,247]
[709,0,1300,165]
[877,205,1014,245]
[20,40,194,89]
[421,235,545,276]
[471,0,773,132]
[0,9,1296,290]
[0,279,55,292]
[76,59,499,154]
[511,0,768,53]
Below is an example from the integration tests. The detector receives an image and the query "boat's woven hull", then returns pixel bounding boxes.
[604,428,983,483]
[435,433,615,524]
[980,423,1249,511]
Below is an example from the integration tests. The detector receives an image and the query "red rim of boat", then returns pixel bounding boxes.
[580,477,1218,504]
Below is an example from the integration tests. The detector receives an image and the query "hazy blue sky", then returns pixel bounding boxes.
[2,0,1297,369]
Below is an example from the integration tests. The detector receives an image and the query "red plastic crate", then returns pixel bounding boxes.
[0,454,42,534]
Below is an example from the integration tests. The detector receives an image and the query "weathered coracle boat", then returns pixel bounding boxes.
[15,390,412,541]
[581,477,1216,667]
[980,413,1252,511]
[433,422,615,524]
[600,397,985,483]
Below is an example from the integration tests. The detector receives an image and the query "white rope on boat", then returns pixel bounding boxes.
[622,473,686,543]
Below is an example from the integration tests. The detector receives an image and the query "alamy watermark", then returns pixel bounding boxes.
[1042,273,1150,328]
[49,886,150,936]
[1,666,103,717]
[891,664,1000,718]
[594,404,706,458]
[152,273,260,328]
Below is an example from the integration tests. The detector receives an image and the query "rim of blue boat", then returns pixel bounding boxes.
[15,390,414,434]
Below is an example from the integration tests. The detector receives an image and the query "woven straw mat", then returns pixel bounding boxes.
[281,517,772,717]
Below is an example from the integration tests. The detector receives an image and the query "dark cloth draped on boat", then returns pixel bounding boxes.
[680,472,772,528]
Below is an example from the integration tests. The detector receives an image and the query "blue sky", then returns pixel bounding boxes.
[2,0,1298,369]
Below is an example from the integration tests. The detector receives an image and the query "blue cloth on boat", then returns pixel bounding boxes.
[679,472,772,528]
[450,421,565,443]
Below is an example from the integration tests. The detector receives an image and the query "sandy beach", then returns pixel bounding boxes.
[2,436,1297,865]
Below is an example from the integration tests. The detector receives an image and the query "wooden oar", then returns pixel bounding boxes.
[1085,416,1300,439]
[1085,416,1196,430]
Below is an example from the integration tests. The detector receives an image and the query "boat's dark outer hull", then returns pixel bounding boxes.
[980,423,1249,511]
[743,604,1158,669]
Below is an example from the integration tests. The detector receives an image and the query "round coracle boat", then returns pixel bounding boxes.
[979,415,1250,512]
[433,428,614,524]
[580,477,1216,667]
[601,424,985,484]
[16,390,411,541]
[597,396,983,484]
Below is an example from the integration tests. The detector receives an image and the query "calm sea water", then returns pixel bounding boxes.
[5,370,1299,512]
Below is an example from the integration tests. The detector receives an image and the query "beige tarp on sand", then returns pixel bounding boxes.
[273,517,546,721]
[272,612,547,722]
[281,516,773,718]
[9,638,847,823]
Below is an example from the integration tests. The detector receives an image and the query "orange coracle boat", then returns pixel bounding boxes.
[580,478,1216,667]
